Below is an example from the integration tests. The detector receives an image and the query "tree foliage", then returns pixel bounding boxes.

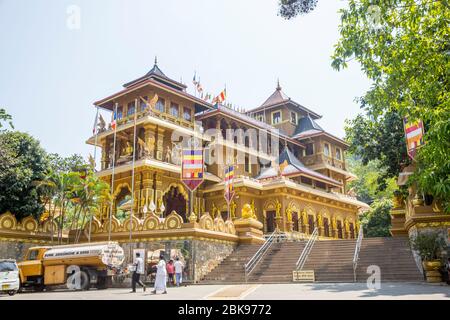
[345,110,410,190]
[360,198,392,237]
[278,0,319,19]
[0,108,13,130]
[0,131,49,220]
[347,155,398,204]
[332,0,450,211]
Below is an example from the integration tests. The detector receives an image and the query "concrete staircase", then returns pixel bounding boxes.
[303,239,356,282]
[201,244,261,283]
[247,241,306,283]
[355,237,423,282]
[200,237,423,284]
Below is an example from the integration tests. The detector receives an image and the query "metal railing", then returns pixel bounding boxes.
[244,229,278,282]
[295,227,318,270]
[352,226,364,282]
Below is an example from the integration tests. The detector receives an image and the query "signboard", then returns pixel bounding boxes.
[181,147,204,192]
[224,165,235,204]
[292,270,315,282]
[403,117,425,160]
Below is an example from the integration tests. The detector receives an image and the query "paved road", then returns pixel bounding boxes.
[1,283,449,300]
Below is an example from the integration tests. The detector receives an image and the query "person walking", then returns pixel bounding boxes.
[152,254,167,294]
[166,259,175,286]
[130,252,146,293]
[174,257,184,287]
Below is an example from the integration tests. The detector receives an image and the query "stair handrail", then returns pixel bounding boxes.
[244,229,278,282]
[295,227,318,270]
[352,226,364,282]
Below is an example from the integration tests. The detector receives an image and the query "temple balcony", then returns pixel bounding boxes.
[302,153,346,170]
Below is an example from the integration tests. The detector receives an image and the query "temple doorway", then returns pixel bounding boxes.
[308,215,315,234]
[162,186,187,222]
[265,210,276,233]
[349,223,355,239]
[337,220,343,239]
[292,212,299,232]
[323,217,330,237]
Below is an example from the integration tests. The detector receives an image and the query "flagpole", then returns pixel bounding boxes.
[129,99,138,246]
[108,103,118,242]
[88,106,100,243]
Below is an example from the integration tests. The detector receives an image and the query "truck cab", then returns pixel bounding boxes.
[17,247,50,291]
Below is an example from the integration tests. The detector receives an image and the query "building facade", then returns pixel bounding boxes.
[88,61,369,240]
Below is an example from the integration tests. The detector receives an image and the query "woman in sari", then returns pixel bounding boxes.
[152,254,167,294]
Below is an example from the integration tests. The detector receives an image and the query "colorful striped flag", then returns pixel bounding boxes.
[111,109,117,130]
[181,148,204,191]
[403,117,425,160]
[224,165,235,203]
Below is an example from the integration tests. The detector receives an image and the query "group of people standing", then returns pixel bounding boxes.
[131,252,184,294]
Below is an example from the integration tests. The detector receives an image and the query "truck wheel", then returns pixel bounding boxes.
[96,276,108,290]
[8,290,17,296]
[79,270,90,291]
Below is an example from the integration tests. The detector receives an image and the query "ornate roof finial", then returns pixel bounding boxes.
[276,78,281,91]
[154,56,158,66]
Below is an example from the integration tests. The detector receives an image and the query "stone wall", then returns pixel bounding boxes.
[0,240,41,261]
[192,240,236,282]
[111,239,235,283]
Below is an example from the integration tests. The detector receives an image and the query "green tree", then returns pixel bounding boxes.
[278,0,318,19]
[360,199,392,237]
[332,0,450,211]
[0,108,13,130]
[0,131,49,220]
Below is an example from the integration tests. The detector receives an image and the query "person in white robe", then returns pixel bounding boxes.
[152,255,167,294]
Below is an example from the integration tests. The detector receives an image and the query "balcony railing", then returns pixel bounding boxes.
[302,153,346,170]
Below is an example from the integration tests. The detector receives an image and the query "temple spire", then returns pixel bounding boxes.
[276,78,281,91]
[154,56,158,66]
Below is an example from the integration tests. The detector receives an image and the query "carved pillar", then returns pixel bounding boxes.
[154,172,164,213]
[144,124,156,159]
[156,127,165,161]
[141,170,153,211]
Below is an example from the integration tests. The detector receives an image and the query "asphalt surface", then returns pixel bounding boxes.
[1,282,449,300]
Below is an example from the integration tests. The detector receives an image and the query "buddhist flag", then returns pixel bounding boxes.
[181,148,204,191]
[403,117,425,160]
[224,165,235,203]
[111,110,117,130]
[214,89,227,104]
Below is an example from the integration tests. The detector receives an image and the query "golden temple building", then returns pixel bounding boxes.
[87,60,370,240]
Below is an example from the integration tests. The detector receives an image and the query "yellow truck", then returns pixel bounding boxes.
[18,241,125,291]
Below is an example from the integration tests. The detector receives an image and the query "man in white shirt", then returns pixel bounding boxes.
[174,257,184,287]
[131,252,146,293]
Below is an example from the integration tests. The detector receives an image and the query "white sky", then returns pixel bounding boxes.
[0,0,371,159]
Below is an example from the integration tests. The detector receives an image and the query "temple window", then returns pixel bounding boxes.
[256,114,264,122]
[117,106,123,119]
[336,147,342,160]
[316,181,326,190]
[140,96,148,112]
[301,176,313,185]
[170,102,179,117]
[127,102,135,116]
[290,111,297,125]
[271,111,281,125]
[245,155,251,173]
[324,143,330,157]
[156,98,165,113]
[183,107,192,121]
[305,143,314,156]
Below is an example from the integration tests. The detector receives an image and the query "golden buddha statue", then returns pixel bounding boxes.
[241,203,255,219]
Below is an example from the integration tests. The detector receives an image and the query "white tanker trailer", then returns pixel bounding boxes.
[18,242,125,291]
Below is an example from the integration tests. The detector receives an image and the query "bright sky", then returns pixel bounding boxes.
[0,0,371,160]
